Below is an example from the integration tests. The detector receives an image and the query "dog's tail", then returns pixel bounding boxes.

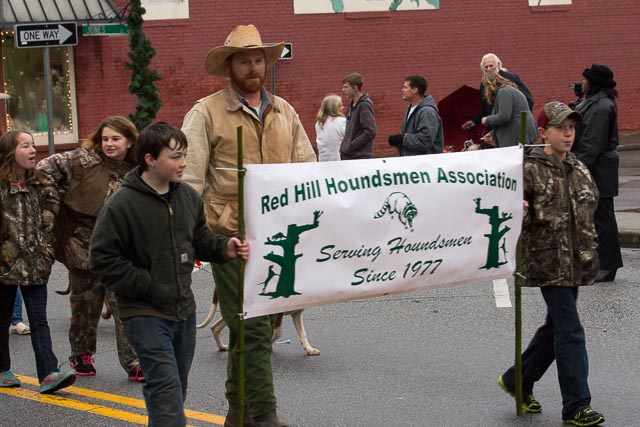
[196,303,217,328]
[196,289,219,329]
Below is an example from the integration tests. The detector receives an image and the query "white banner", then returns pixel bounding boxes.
[243,146,523,318]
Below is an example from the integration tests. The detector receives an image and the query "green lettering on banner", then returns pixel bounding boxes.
[436,167,517,192]
[261,188,289,214]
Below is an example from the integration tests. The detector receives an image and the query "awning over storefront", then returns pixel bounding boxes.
[0,0,124,26]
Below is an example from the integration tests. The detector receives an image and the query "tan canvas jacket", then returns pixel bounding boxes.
[182,83,316,236]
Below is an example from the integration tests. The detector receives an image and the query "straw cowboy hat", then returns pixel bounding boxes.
[204,25,284,78]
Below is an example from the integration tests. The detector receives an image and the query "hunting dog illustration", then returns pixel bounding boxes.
[195,263,319,356]
[373,192,418,231]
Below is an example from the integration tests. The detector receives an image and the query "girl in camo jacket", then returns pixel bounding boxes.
[35,116,143,381]
[0,129,76,393]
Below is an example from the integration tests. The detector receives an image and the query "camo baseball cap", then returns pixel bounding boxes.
[536,101,582,128]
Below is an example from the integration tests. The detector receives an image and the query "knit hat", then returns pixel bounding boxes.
[582,64,616,89]
[204,25,284,78]
[536,101,582,129]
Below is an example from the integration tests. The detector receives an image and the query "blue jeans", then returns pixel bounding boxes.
[123,313,196,427]
[502,287,591,419]
[0,285,59,382]
[11,287,24,325]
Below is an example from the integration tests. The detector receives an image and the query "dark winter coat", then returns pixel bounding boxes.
[340,93,377,160]
[88,169,231,322]
[573,91,619,198]
[522,147,599,288]
[397,95,444,156]
[0,178,55,286]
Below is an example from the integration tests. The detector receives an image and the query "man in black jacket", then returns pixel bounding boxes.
[462,53,534,130]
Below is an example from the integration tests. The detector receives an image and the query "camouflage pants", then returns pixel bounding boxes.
[68,272,138,373]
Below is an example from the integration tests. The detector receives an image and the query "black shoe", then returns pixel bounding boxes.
[69,354,96,376]
[498,376,542,413]
[563,407,605,426]
[595,269,616,282]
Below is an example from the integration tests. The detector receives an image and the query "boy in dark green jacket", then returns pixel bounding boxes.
[89,122,248,427]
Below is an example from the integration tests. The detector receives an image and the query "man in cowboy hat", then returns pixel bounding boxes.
[181,24,316,427]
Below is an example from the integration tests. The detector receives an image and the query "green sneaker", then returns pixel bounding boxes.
[498,375,542,413]
[0,370,21,387]
[563,407,605,426]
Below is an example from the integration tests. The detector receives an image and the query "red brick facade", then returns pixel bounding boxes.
[4,1,640,157]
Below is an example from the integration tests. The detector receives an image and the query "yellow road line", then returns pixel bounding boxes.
[1,385,150,425]
[9,374,225,425]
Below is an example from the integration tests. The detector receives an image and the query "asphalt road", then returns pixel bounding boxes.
[2,247,639,427]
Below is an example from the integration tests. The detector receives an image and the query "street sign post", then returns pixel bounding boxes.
[14,22,78,48]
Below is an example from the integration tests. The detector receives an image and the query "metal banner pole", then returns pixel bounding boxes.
[236,125,247,426]
[514,110,528,416]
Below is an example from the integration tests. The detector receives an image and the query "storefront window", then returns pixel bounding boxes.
[1,31,78,145]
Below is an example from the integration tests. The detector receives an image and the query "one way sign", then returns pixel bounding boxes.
[14,22,78,48]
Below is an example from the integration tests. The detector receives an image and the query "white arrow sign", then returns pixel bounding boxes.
[20,24,73,45]
[14,22,78,48]
[280,43,293,60]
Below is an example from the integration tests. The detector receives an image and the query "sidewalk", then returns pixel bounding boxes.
[616,133,640,248]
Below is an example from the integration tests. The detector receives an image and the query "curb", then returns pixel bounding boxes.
[618,143,640,152]
[619,230,640,248]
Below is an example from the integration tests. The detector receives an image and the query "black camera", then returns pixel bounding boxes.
[568,82,584,109]
[569,82,584,98]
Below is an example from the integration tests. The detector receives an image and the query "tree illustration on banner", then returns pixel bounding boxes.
[260,210,323,298]
[474,197,513,269]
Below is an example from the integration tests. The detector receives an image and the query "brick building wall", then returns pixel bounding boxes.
[5,1,640,156]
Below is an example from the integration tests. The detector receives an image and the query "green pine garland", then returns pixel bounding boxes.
[126,0,162,130]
